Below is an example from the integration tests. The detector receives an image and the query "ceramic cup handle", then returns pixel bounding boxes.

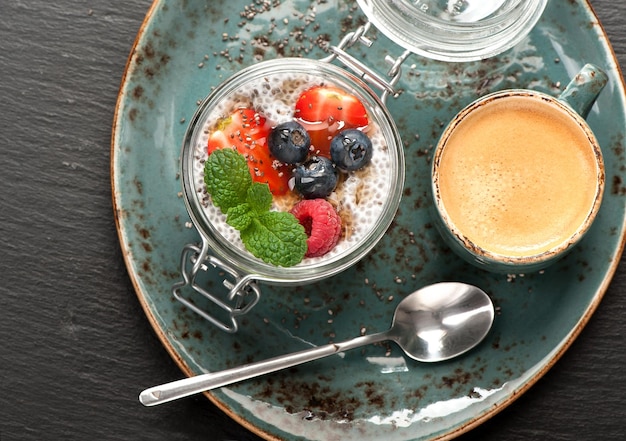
[559,63,608,118]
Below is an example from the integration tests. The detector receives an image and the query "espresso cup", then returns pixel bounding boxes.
[431,64,608,273]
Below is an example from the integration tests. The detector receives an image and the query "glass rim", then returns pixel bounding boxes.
[180,57,406,283]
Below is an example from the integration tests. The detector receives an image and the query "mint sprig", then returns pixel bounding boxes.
[204,149,307,267]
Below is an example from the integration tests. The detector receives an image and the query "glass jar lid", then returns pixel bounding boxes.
[356,0,548,62]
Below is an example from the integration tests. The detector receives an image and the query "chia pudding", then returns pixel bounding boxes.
[191,72,394,267]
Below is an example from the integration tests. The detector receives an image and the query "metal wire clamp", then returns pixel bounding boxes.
[172,241,261,333]
[321,22,412,103]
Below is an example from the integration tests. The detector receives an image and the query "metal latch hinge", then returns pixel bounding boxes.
[172,242,261,333]
[322,22,412,103]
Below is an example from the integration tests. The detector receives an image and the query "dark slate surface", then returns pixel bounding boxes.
[1,1,624,440]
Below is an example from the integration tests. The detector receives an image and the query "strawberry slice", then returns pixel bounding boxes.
[207,108,290,195]
[294,85,369,157]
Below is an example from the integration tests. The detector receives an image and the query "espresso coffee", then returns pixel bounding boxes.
[435,94,602,258]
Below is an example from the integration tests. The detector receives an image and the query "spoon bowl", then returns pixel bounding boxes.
[139,282,495,406]
[389,283,496,362]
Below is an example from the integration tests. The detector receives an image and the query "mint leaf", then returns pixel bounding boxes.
[247,182,272,214]
[204,148,252,211]
[240,212,307,267]
[226,203,253,230]
[204,148,307,267]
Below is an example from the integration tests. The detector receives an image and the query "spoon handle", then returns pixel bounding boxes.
[139,332,387,406]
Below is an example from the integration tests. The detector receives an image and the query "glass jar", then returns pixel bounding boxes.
[175,57,405,332]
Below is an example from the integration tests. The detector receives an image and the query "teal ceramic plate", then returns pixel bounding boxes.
[112,1,626,440]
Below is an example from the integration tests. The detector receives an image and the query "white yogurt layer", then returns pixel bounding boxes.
[192,73,392,266]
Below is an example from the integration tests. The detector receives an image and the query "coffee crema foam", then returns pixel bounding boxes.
[192,73,392,266]
[437,95,600,258]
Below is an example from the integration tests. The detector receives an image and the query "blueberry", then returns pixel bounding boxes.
[294,156,338,199]
[268,121,311,164]
[330,129,373,171]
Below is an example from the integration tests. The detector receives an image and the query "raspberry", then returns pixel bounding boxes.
[290,199,342,257]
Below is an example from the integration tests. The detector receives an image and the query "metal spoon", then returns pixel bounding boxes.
[139,282,494,406]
